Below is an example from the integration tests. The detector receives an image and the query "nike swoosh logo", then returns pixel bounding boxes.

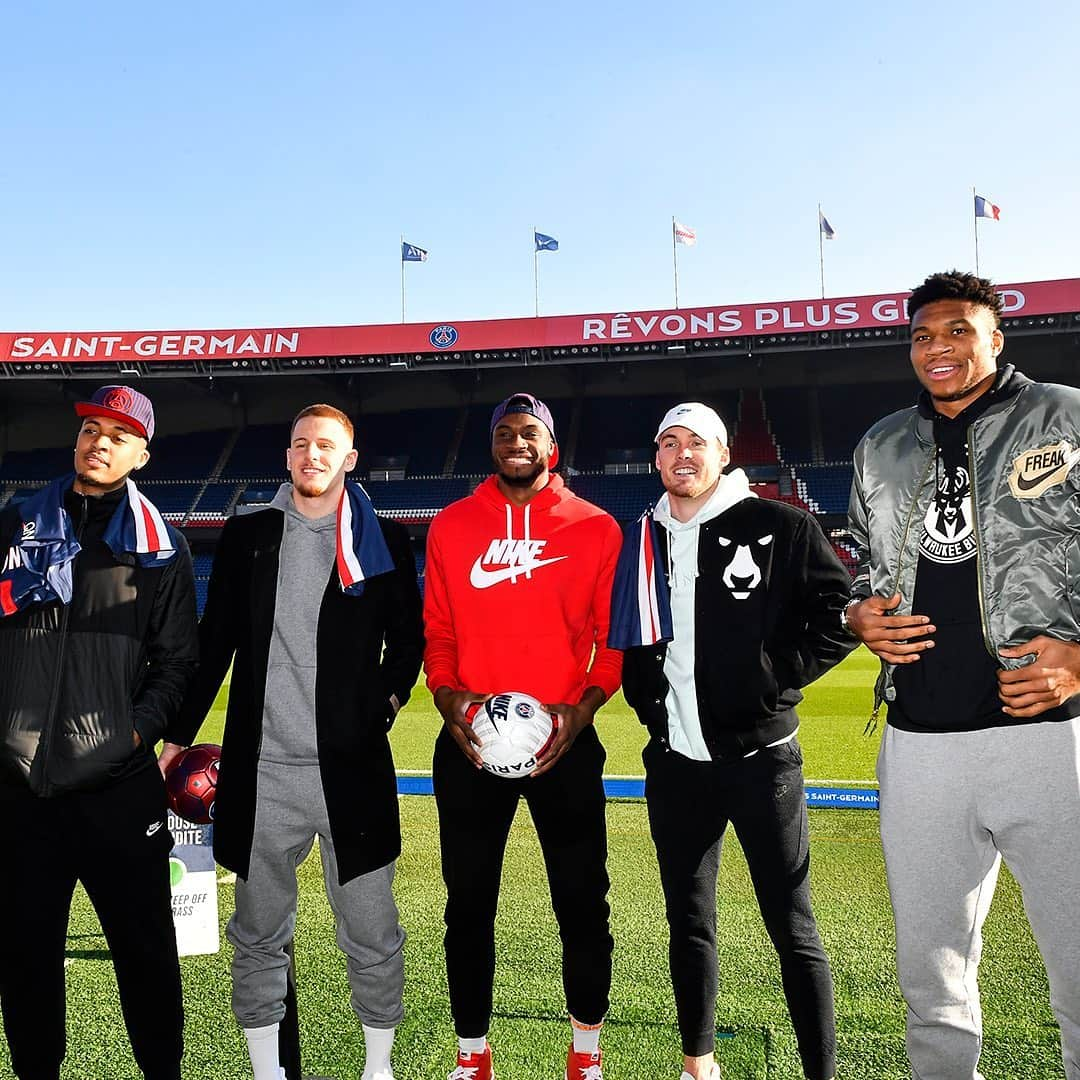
[1016,463,1068,491]
[469,555,568,588]
[146,821,163,837]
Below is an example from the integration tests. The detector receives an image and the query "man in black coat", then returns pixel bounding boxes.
[0,385,198,1080]
[612,403,853,1080]
[168,404,423,1080]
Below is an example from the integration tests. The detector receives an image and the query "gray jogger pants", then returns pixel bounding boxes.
[878,717,1080,1080]
[228,759,406,1030]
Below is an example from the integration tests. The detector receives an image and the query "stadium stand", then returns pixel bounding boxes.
[140,482,203,515]
[0,445,73,481]
[792,465,854,515]
[574,394,677,472]
[766,386,818,464]
[728,389,781,467]
[142,429,231,481]
[194,483,239,514]
[819,381,915,462]
[356,408,453,477]
[219,424,286,480]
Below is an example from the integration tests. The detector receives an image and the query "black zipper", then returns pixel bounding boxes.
[38,493,87,794]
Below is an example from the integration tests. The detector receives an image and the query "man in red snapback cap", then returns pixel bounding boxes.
[0,385,197,1079]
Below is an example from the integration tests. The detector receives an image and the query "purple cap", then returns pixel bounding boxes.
[489,392,558,467]
[74,385,155,442]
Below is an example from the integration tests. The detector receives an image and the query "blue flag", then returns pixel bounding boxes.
[401,242,428,262]
[534,231,559,252]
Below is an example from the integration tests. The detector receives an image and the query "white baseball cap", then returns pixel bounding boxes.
[654,402,728,446]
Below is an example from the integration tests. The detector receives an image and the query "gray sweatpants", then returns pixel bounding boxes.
[878,718,1080,1080]
[228,759,406,1030]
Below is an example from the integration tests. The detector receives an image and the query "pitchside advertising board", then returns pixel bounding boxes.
[168,811,219,956]
[3,279,1077,362]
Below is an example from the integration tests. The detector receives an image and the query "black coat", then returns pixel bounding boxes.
[172,506,424,884]
[0,484,198,797]
[621,497,854,759]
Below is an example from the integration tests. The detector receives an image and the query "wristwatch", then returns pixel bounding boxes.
[840,598,861,637]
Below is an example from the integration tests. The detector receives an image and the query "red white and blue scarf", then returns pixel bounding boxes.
[609,508,673,649]
[334,481,395,595]
[0,475,174,616]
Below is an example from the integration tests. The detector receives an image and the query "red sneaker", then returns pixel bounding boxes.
[566,1045,603,1080]
[448,1043,494,1080]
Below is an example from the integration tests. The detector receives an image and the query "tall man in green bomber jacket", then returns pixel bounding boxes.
[167,404,423,1080]
[0,385,198,1080]
[845,271,1080,1080]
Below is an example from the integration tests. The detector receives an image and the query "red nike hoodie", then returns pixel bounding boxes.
[424,473,623,705]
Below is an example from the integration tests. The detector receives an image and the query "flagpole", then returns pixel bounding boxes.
[533,226,539,317]
[672,217,680,308]
[818,203,825,299]
[400,233,406,323]
[972,186,980,277]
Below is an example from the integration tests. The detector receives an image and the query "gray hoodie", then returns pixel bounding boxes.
[260,483,338,764]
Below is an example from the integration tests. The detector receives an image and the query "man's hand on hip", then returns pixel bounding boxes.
[845,593,936,664]
[998,636,1080,718]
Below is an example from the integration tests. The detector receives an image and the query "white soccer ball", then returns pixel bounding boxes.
[467,692,559,778]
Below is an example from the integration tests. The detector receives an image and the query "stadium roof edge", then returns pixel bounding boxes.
[2,278,1078,380]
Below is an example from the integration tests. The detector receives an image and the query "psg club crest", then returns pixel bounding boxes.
[429,324,458,350]
[514,700,535,719]
[104,387,134,412]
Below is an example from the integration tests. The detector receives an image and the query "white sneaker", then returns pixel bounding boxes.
[680,1065,720,1080]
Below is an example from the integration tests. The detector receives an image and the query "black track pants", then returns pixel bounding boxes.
[645,738,836,1080]
[0,767,184,1080]
[433,724,613,1038]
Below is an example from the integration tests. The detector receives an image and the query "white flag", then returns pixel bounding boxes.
[673,220,697,246]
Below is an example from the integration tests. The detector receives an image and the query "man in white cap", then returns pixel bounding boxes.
[611,403,853,1080]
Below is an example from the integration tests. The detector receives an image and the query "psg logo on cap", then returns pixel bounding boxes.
[429,325,458,350]
[103,387,134,412]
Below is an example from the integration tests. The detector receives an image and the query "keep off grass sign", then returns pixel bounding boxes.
[168,812,219,956]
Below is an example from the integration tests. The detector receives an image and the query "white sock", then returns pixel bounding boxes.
[570,1016,602,1055]
[243,1023,281,1080]
[459,1035,488,1055]
[362,1023,396,1077]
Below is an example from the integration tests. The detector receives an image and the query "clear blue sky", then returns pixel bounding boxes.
[2,0,1077,331]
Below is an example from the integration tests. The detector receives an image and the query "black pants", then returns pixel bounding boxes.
[0,767,184,1080]
[645,738,836,1080]
[433,725,613,1038]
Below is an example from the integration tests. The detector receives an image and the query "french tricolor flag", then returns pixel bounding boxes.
[100,479,175,565]
[335,481,395,596]
[609,510,673,649]
[124,478,173,560]
[974,194,1001,220]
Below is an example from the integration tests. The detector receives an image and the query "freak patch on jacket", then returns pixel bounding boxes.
[919,461,976,565]
[1008,439,1080,500]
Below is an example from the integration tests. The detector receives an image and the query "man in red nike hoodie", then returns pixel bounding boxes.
[424,392,622,1080]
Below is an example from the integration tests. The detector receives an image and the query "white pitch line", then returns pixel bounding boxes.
[805,778,878,786]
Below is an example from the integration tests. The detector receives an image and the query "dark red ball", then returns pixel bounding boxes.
[165,743,221,825]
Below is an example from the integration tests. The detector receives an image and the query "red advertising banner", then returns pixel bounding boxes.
[2,279,1077,364]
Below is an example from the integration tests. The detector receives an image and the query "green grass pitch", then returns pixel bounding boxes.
[0,649,1066,1078]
